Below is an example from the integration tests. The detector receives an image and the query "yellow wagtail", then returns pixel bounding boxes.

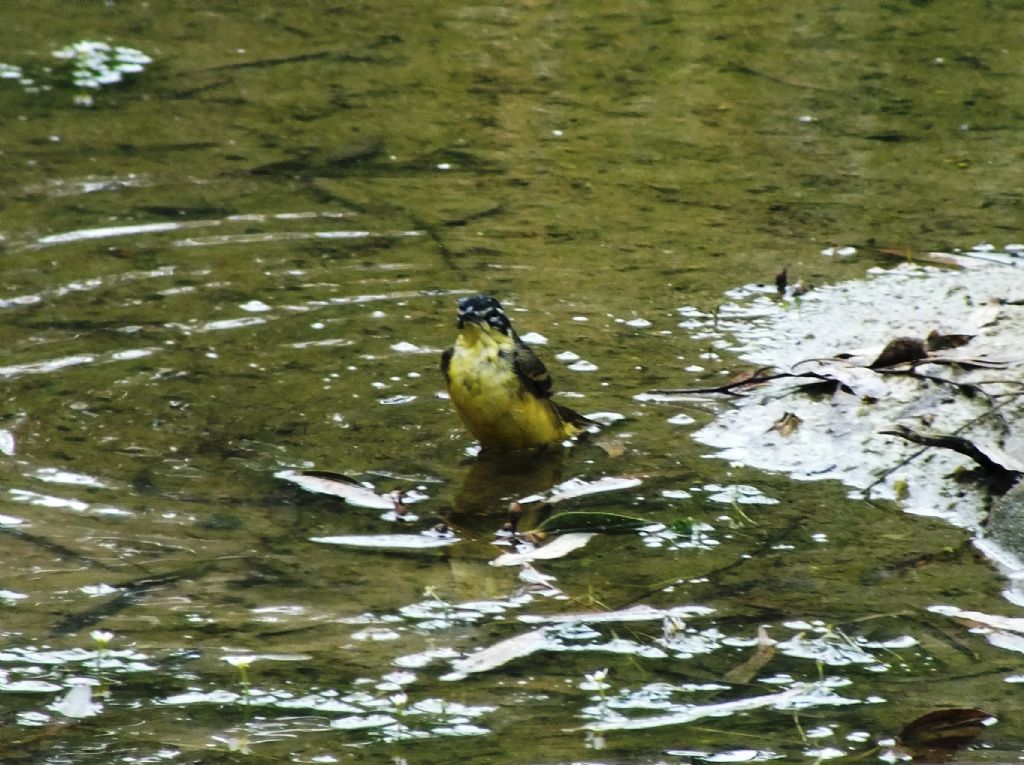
[441,295,594,451]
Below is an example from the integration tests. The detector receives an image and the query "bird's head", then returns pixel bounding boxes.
[456,294,512,335]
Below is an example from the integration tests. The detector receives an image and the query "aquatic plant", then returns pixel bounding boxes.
[580,667,610,703]
[90,629,114,697]
[52,40,152,89]
[223,655,257,753]
[0,40,152,106]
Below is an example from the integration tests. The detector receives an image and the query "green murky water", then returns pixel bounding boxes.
[2,2,1024,763]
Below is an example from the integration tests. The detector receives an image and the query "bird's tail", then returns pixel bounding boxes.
[554,402,599,436]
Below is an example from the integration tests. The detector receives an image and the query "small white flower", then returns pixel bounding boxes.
[90,630,114,646]
[580,668,610,691]
[389,692,408,708]
[223,655,255,669]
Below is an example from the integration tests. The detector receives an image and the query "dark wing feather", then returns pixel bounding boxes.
[513,339,597,429]
[554,401,597,429]
[511,338,553,399]
[440,346,453,386]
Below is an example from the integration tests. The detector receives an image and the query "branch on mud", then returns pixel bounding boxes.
[880,424,1023,490]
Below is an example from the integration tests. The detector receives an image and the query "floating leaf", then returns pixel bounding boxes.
[276,469,425,510]
[534,511,648,535]
[518,604,715,626]
[897,708,994,752]
[443,606,718,681]
[441,627,551,680]
[584,686,807,732]
[954,607,1024,631]
[669,518,695,535]
[724,626,777,684]
[540,476,643,505]
[593,437,627,458]
[490,533,595,567]
[311,534,457,550]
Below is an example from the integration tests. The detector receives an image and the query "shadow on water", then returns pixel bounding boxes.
[0,1,1023,762]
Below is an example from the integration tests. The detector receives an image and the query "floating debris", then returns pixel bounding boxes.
[48,680,102,719]
[310,533,458,550]
[442,626,551,680]
[491,533,596,567]
[528,475,643,505]
[533,511,649,536]
[896,708,996,759]
[276,469,428,511]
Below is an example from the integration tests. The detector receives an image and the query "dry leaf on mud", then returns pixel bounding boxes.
[869,336,928,368]
[926,329,974,351]
[769,412,802,437]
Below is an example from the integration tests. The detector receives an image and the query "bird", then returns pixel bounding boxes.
[441,294,594,451]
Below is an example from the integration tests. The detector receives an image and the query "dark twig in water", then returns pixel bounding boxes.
[646,370,813,397]
[650,355,1015,399]
[865,393,1023,497]
[50,564,218,635]
[873,368,990,402]
[880,425,1023,487]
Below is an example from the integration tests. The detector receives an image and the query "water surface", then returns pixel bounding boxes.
[1,2,1024,762]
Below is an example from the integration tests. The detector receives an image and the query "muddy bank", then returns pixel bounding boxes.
[669,249,1024,587]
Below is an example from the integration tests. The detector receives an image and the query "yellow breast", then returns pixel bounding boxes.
[445,325,576,450]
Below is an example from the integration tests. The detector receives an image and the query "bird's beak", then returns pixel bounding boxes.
[456,301,483,329]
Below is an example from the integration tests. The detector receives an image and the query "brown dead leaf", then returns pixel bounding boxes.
[593,437,627,459]
[723,626,776,684]
[926,330,974,352]
[869,336,928,368]
[897,708,993,753]
[768,412,802,437]
[877,247,914,260]
[728,367,774,387]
